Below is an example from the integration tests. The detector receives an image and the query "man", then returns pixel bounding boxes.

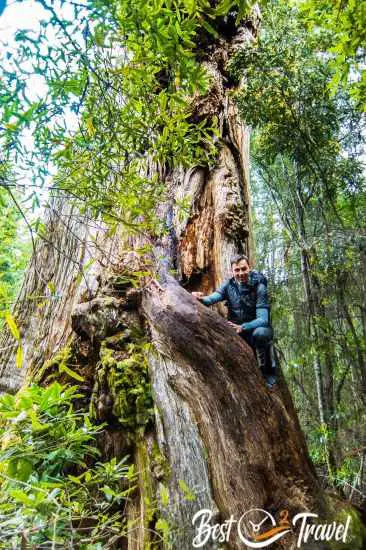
[192,254,277,387]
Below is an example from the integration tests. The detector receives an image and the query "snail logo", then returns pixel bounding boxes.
[238,508,291,548]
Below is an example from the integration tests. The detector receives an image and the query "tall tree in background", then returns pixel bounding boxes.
[0,0,364,547]
[231,0,365,495]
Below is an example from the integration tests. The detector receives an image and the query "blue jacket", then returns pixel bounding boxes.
[201,271,270,331]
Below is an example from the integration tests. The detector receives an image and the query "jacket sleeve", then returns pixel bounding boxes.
[241,282,270,331]
[201,281,227,306]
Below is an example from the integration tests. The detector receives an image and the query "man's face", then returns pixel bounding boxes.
[232,259,250,283]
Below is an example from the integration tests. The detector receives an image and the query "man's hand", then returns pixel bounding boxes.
[228,321,244,334]
[192,291,204,300]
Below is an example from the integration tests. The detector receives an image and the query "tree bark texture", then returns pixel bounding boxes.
[0,199,106,392]
[143,277,327,549]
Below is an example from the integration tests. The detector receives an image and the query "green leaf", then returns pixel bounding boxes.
[155,517,170,540]
[201,19,219,38]
[102,485,116,501]
[178,479,196,501]
[16,345,23,369]
[9,489,35,507]
[29,410,48,431]
[47,281,57,295]
[13,459,33,482]
[5,312,20,341]
[214,0,235,17]
[183,0,196,15]
[159,484,169,506]
[86,117,96,136]
[67,474,82,484]
[59,364,84,382]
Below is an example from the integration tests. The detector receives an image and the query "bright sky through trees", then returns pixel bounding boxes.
[0,1,81,213]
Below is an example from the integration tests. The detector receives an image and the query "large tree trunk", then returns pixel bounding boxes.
[143,277,329,548]
[0,13,363,550]
[0,199,94,392]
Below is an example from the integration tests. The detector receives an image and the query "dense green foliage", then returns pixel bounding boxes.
[0,383,136,548]
[231,1,365,492]
[297,0,366,110]
[0,0,259,233]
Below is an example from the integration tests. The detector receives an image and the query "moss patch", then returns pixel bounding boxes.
[331,506,366,549]
[324,495,366,549]
[90,333,154,444]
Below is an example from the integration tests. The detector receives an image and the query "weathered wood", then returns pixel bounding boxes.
[0,196,123,394]
[0,199,90,392]
[143,276,326,548]
[150,353,219,549]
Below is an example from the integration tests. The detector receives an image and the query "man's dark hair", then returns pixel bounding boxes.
[230,254,249,266]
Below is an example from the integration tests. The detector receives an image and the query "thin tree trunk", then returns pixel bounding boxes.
[295,183,337,478]
[337,277,366,401]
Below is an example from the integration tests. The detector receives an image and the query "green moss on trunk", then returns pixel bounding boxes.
[90,332,154,445]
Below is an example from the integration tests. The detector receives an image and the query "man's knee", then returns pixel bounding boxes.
[252,327,273,347]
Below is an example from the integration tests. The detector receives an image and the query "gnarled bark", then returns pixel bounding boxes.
[143,277,325,549]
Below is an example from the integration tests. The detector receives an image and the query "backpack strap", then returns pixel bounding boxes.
[248,270,268,288]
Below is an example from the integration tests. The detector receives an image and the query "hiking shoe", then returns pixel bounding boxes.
[265,375,277,389]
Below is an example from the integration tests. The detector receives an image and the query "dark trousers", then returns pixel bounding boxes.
[240,327,276,377]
